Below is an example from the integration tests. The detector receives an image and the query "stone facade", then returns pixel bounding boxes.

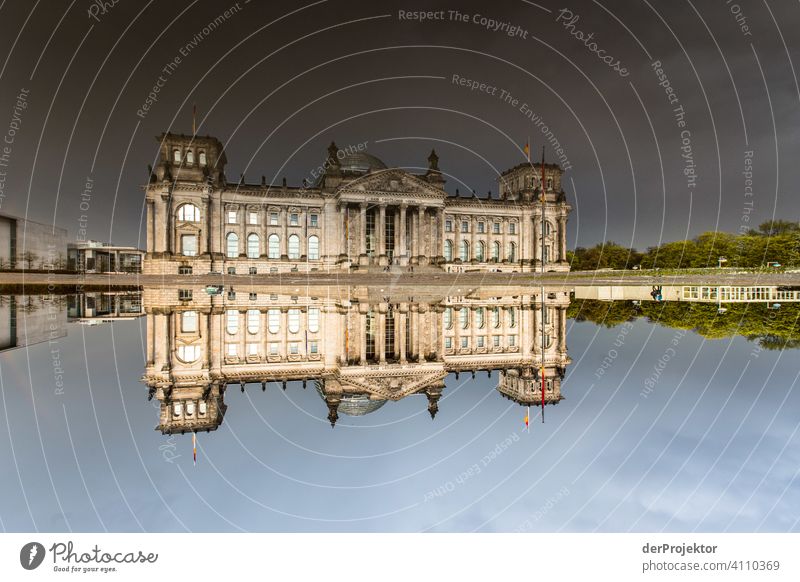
[141,285,571,434]
[144,134,571,274]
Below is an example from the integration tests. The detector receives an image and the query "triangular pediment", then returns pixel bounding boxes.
[338,368,447,400]
[335,169,444,200]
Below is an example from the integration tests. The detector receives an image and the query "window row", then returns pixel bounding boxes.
[225,233,320,260]
[223,308,320,335]
[171,400,209,417]
[172,149,207,166]
[227,209,319,227]
[443,307,517,330]
[444,220,516,234]
[225,341,319,357]
[443,240,517,262]
[445,335,517,349]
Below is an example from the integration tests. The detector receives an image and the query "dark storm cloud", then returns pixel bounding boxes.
[0,0,798,249]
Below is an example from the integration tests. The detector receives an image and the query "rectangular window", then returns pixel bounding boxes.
[509,223,516,235]
[247,343,259,356]
[227,210,237,224]
[477,336,485,348]
[493,335,501,347]
[461,221,469,233]
[477,222,485,233]
[181,234,198,257]
[269,343,279,356]
[445,220,453,232]
[178,265,193,275]
[289,342,299,355]
[310,214,318,227]
[248,211,258,225]
[290,213,299,226]
[461,337,469,348]
[508,335,516,346]
[309,341,318,354]
[178,289,192,301]
[270,212,279,225]
[493,222,501,234]
[445,337,452,349]
[226,343,238,356]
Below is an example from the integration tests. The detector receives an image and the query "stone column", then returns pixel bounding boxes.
[210,310,222,374]
[501,219,508,263]
[533,217,541,264]
[210,193,221,258]
[410,208,418,260]
[558,306,567,352]
[155,195,168,253]
[417,206,427,261]
[437,208,445,262]
[281,308,289,359]
[377,309,386,364]
[454,215,461,263]
[399,204,407,263]
[359,202,367,259]
[340,203,348,259]
[470,216,476,264]
[399,308,407,363]
[280,207,288,258]
[146,200,155,253]
[559,215,567,262]
[360,310,367,365]
[378,204,386,260]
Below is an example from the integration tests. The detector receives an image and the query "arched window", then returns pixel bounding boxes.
[226,233,238,258]
[444,240,453,261]
[198,151,206,166]
[544,221,553,236]
[444,307,453,329]
[226,310,239,334]
[492,307,501,328]
[308,308,320,333]
[508,242,516,262]
[247,233,260,259]
[476,241,485,262]
[177,345,199,363]
[288,309,300,333]
[547,177,553,190]
[268,309,279,334]
[247,310,260,334]
[288,234,300,259]
[181,311,198,333]
[460,240,469,262]
[492,241,501,262]
[173,149,181,163]
[544,334,553,348]
[460,307,469,329]
[476,307,485,328]
[186,150,194,164]
[177,203,200,222]
[268,234,280,259]
[508,308,517,328]
[308,235,319,260]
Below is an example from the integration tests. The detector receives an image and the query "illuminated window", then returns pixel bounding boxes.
[181,235,197,257]
[186,150,194,164]
[226,310,239,334]
[181,311,198,333]
[247,309,259,334]
[268,309,279,334]
[268,234,280,259]
[173,149,181,163]
[288,235,300,259]
[177,203,200,222]
[247,233,260,259]
[308,308,319,333]
[308,235,319,260]
[198,151,206,166]
[226,233,238,258]
[288,309,300,333]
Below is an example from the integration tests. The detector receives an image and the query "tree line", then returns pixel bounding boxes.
[568,220,800,270]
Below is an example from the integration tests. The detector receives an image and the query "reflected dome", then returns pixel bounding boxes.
[315,383,387,416]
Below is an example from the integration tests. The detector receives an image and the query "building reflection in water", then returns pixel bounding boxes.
[141,286,571,434]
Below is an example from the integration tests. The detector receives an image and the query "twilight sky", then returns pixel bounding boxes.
[0,0,798,250]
